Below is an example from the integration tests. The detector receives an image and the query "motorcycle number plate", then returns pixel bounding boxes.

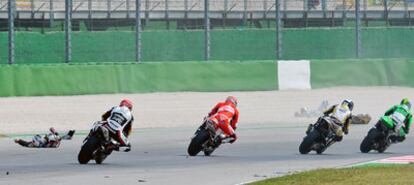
[110,112,128,126]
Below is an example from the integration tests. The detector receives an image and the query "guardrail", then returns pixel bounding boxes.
[1,0,414,20]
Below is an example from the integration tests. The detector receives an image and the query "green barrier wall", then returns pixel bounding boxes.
[2,58,414,97]
[0,61,277,97]
[311,59,414,88]
[2,28,414,64]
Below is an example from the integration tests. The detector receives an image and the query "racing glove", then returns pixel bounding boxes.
[231,125,237,131]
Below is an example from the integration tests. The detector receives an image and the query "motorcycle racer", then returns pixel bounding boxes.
[14,127,75,148]
[207,96,239,144]
[94,99,134,152]
[322,99,354,142]
[380,98,412,142]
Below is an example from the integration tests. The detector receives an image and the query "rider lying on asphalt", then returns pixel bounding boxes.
[14,127,75,148]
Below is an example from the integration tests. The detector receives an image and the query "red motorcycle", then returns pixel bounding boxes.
[187,118,234,156]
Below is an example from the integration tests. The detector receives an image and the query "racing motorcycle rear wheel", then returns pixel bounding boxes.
[299,130,320,154]
[78,136,100,164]
[360,128,381,153]
[188,129,210,156]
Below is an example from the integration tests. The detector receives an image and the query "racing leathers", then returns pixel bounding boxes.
[14,128,75,148]
[99,105,134,151]
[381,105,412,142]
[208,101,239,143]
[323,104,352,141]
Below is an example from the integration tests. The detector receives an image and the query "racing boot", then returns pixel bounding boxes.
[61,130,76,140]
[67,130,75,138]
[389,135,405,143]
[103,141,118,155]
[389,135,398,143]
[14,139,32,147]
[334,135,343,142]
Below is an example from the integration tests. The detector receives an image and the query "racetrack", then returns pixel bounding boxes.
[1,87,414,185]
[2,123,414,185]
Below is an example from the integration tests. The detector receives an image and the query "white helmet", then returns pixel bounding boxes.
[225,96,238,107]
[342,99,354,111]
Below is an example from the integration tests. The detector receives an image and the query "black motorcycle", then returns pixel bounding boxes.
[78,122,119,164]
[360,119,403,153]
[187,118,234,156]
[299,116,339,154]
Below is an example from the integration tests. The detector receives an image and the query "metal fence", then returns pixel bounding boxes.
[2,0,414,64]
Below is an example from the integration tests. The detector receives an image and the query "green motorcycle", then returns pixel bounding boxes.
[360,113,407,153]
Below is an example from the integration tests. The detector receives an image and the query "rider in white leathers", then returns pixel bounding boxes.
[97,99,134,152]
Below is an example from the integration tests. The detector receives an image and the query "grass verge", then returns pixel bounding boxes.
[249,164,414,185]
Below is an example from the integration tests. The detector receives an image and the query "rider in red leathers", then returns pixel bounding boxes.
[208,96,239,143]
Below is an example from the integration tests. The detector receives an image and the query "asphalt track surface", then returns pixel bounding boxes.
[1,122,414,185]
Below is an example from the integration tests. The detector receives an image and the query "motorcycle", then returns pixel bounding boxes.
[187,118,235,156]
[299,116,340,154]
[78,122,121,164]
[360,117,405,153]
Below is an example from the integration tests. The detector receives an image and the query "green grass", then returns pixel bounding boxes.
[250,164,414,185]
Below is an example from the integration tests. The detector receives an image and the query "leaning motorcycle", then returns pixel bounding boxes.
[299,116,340,154]
[78,122,118,164]
[187,118,234,156]
[360,116,405,153]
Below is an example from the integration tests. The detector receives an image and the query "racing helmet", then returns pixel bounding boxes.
[401,98,411,110]
[120,99,133,111]
[225,96,238,107]
[342,99,354,111]
[49,127,57,134]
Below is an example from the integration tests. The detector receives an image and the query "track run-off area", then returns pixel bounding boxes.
[1,87,414,185]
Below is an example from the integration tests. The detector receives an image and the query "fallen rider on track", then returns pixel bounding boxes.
[14,127,75,148]
[295,100,371,124]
